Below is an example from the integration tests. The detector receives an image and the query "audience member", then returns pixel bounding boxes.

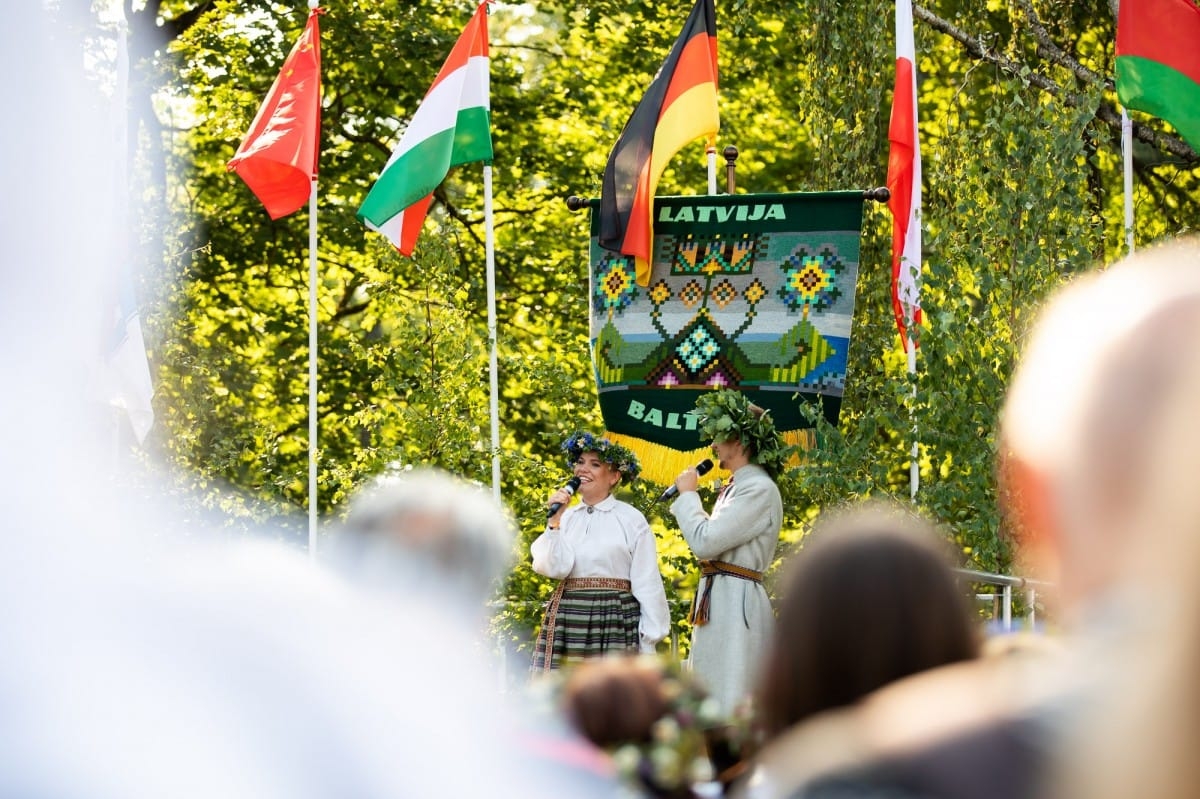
[0,8,618,798]
[736,237,1200,799]
[561,654,730,798]
[1052,262,1200,799]
[740,502,979,797]
[332,466,516,623]
[755,501,979,742]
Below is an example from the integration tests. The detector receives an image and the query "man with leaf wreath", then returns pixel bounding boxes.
[668,388,789,718]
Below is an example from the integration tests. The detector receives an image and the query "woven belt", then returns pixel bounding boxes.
[562,578,632,591]
[539,577,634,671]
[688,560,764,626]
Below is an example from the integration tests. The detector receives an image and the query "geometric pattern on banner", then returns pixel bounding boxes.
[588,191,865,487]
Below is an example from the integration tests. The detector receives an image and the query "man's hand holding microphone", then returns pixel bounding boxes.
[657,459,714,502]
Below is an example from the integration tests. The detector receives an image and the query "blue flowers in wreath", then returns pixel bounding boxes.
[777,245,845,314]
[561,431,642,483]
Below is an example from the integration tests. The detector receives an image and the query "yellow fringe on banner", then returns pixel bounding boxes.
[608,432,721,489]
[784,428,816,469]
[610,428,818,490]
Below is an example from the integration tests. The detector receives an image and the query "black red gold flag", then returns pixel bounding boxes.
[599,0,719,287]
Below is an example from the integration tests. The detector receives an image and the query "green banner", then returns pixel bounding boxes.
[587,191,865,485]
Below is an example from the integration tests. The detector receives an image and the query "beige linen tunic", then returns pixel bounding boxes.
[670,462,782,717]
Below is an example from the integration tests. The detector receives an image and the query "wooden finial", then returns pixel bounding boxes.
[724,146,739,194]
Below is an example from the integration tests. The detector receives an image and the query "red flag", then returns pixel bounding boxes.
[887,0,922,350]
[228,9,323,220]
[599,0,719,286]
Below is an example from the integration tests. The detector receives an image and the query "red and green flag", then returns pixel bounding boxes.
[1116,0,1200,151]
[357,2,492,255]
[599,0,719,287]
[228,8,323,220]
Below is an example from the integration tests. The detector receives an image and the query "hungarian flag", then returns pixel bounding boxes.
[228,8,323,220]
[599,0,719,287]
[1116,0,1200,151]
[357,2,492,256]
[887,0,922,349]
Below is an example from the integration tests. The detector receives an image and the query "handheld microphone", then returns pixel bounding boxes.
[656,459,714,502]
[547,476,583,519]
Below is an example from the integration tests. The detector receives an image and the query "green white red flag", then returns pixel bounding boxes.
[1116,0,1200,151]
[598,0,719,287]
[228,8,323,220]
[357,2,493,255]
[887,0,922,350]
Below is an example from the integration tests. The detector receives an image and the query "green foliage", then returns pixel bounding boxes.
[111,0,1200,651]
[693,388,794,479]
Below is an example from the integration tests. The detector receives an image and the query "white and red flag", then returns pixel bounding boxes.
[887,0,922,352]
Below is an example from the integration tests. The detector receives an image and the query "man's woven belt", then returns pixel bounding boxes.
[688,560,764,626]
[539,577,633,671]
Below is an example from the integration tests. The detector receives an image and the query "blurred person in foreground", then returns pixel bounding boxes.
[332,465,626,794]
[735,237,1200,799]
[0,6,616,798]
[667,389,790,718]
[560,654,736,798]
[745,500,979,794]
[332,466,517,625]
[1052,259,1200,799]
[531,431,670,672]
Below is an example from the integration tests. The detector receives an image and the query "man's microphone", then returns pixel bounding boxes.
[656,459,714,502]
[546,476,583,519]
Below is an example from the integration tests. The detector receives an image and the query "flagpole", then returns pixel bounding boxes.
[907,337,919,500]
[308,177,319,558]
[706,144,717,194]
[1121,108,1135,255]
[484,164,501,502]
[115,8,131,467]
[889,0,922,502]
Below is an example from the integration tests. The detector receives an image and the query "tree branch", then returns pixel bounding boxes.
[1010,0,1109,89]
[914,3,1198,163]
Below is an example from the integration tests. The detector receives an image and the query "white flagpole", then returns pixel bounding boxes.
[115,10,131,469]
[1122,108,1135,255]
[706,145,717,194]
[308,178,319,558]
[484,164,501,502]
[907,338,919,500]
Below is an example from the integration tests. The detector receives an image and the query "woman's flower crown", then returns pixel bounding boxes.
[561,431,642,483]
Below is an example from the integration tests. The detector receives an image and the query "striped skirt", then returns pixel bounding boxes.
[531,577,641,673]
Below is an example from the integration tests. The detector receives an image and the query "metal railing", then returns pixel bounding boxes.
[955,568,1051,630]
[496,569,1049,686]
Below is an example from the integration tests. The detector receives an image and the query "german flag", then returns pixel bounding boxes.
[599,0,719,286]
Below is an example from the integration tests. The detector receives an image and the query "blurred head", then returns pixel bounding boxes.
[561,655,721,797]
[339,467,516,610]
[756,501,979,738]
[999,236,1200,620]
[1051,300,1200,799]
[562,656,670,747]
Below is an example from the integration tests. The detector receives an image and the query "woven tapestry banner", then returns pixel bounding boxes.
[587,191,865,486]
